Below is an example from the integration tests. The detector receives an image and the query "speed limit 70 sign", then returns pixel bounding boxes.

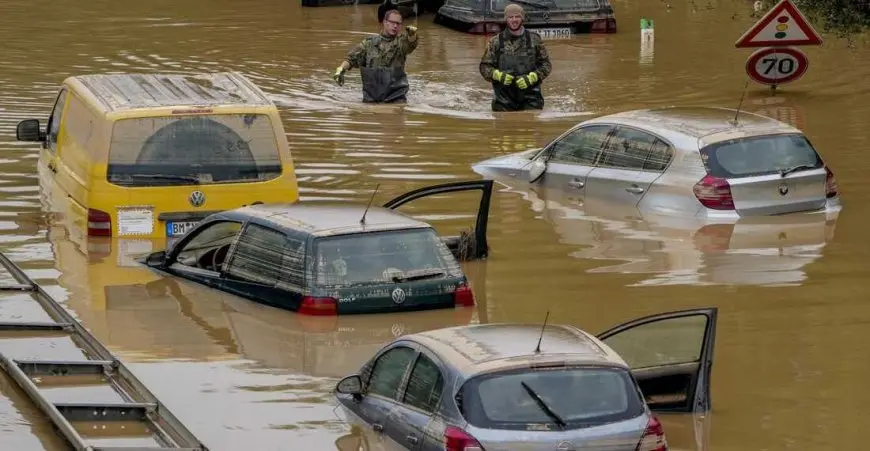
[745,46,809,86]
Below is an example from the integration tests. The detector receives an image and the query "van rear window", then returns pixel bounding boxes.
[458,366,644,431]
[491,0,602,11]
[107,114,282,187]
[700,133,823,179]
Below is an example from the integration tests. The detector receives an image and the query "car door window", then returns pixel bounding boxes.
[601,314,708,369]
[225,223,287,286]
[46,89,68,154]
[643,139,674,172]
[402,354,444,412]
[367,346,417,400]
[548,125,612,165]
[600,127,658,170]
[174,221,243,269]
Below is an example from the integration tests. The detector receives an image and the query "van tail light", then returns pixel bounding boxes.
[299,296,337,316]
[453,282,475,307]
[635,416,668,451]
[825,166,838,198]
[693,175,735,210]
[444,426,484,451]
[591,18,617,33]
[87,208,112,236]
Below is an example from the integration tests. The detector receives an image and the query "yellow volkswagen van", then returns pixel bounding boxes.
[16,72,299,238]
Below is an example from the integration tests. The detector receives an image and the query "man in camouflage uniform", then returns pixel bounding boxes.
[333,8,419,103]
[479,3,552,112]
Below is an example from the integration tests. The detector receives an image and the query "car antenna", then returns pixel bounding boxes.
[534,310,550,354]
[730,80,750,127]
[360,183,380,225]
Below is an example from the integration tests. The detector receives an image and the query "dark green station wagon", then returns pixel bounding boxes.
[141,181,493,316]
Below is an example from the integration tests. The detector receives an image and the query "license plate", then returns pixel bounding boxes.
[166,221,199,237]
[537,27,572,39]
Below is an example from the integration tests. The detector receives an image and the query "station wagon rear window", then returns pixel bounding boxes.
[491,0,602,11]
[107,114,282,187]
[700,133,823,179]
[458,366,644,430]
[313,228,461,287]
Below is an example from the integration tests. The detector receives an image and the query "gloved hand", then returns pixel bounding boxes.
[407,25,417,35]
[491,69,514,86]
[333,66,346,86]
[516,72,539,90]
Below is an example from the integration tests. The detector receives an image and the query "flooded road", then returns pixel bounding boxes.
[1,0,869,449]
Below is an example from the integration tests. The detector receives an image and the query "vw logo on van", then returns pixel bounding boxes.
[778,183,789,196]
[391,287,406,304]
[189,190,206,207]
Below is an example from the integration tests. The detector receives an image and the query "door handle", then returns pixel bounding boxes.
[372,422,384,432]
[567,179,584,189]
[625,185,644,194]
[406,434,419,445]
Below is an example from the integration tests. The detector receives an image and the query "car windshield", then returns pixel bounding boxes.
[491,0,603,11]
[313,228,461,287]
[107,114,282,187]
[458,366,643,430]
[700,133,823,179]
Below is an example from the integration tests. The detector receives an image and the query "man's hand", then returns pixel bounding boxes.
[516,71,539,89]
[407,25,417,34]
[333,66,346,86]
[492,69,514,86]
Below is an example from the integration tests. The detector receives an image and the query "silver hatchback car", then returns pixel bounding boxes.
[334,307,717,451]
[472,107,840,219]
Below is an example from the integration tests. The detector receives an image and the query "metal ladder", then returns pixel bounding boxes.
[0,251,209,451]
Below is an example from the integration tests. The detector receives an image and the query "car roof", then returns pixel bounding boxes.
[68,72,273,113]
[219,202,433,237]
[585,106,801,146]
[408,324,628,377]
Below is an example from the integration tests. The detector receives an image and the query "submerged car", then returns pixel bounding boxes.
[16,71,300,238]
[141,180,493,316]
[334,307,717,450]
[434,0,617,35]
[473,106,841,220]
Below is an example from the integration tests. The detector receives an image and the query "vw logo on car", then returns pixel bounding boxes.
[391,287,406,304]
[189,190,206,207]
[778,183,789,196]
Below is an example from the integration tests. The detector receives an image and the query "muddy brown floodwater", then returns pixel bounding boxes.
[1,0,869,449]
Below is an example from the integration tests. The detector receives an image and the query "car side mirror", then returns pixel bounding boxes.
[336,374,363,396]
[143,250,166,267]
[16,119,44,142]
[528,157,547,183]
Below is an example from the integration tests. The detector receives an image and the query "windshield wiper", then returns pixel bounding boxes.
[779,164,817,177]
[392,269,445,283]
[521,381,567,429]
[116,173,201,184]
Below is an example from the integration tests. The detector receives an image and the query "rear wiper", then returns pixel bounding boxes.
[117,173,201,184]
[392,269,445,283]
[521,381,567,429]
[779,164,817,177]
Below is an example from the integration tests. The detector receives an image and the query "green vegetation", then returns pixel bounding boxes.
[759,0,870,37]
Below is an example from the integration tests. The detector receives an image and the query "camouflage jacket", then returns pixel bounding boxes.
[479,29,552,82]
[345,30,419,70]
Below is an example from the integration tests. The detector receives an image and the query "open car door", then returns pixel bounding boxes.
[596,307,717,413]
[382,180,494,261]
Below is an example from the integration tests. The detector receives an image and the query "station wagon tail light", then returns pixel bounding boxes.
[444,426,484,451]
[692,175,735,210]
[299,296,337,316]
[87,208,112,236]
[635,416,668,451]
[825,166,838,198]
[453,282,475,307]
[591,18,617,33]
